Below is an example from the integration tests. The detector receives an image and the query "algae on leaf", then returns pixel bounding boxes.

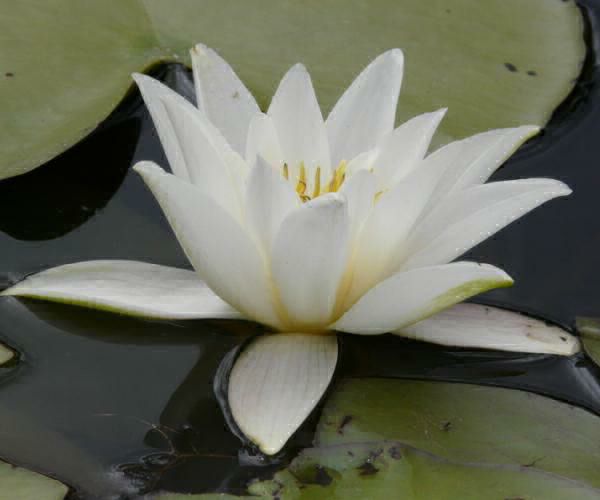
[0,0,585,180]
[0,460,68,500]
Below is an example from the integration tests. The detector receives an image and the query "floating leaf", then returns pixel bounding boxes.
[249,442,600,500]
[0,0,584,179]
[577,317,600,367]
[318,379,600,488]
[156,378,600,498]
[0,460,68,500]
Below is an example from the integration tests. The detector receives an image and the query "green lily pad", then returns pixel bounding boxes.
[318,379,600,488]
[249,442,600,500]
[0,0,584,180]
[0,460,68,500]
[156,378,600,498]
[576,317,600,367]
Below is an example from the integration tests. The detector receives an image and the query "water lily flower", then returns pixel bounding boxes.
[2,44,578,455]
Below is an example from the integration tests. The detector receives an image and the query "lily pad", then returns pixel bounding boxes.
[318,379,600,488]
[0,0,584,179]
[156,378,600,498]
[0,459,68,500]
[249,442,600,500]
[576,317,600,367]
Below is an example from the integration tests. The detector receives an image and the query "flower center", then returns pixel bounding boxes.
[282,162,347,203]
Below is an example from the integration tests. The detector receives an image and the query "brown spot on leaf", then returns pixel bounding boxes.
[337,415,353,434]
[388,445,402,460]
[441,420,453,432]
[504,62,518,72]
[357,461,379,476]
[313,466,333,486]
[5,72,14,77]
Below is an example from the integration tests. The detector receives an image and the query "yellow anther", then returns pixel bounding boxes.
[374,190,385,202]
[328,161,347,193]
[296,164,307,195]
[312,167,321,199]
[282,163,289,180]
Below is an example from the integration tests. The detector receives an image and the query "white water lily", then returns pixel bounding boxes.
[2,44,577,454]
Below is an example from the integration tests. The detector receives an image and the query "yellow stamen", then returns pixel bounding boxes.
[282,163,289,180]
[328,161,347,193]
[296,163,307,195]
[312,167,321,199]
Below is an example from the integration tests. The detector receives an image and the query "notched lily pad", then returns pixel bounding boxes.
[0,0,585,179]
[0,459,68,500]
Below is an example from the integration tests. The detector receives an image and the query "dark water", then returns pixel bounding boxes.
[0,2,600,498]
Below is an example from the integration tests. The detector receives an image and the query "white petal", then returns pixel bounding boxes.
[228,333,338,454]
[403,179,572,270]
[133,73,195,181]
[245,113,284,168]
[374,109,447,189]
[134,162,281,328]
[160,94,242,219]
[338,169,376,240]
[271,194,350,328]
[426,125,540,200]
[326,49,404,165]
[398,303,580,355]
[332,262,513,335]
[245,156,300,252]
[268,64,330,182]
[345,160,446,306]
[344,150,377,177]
[1,261,243,320]
[191,43,260,155]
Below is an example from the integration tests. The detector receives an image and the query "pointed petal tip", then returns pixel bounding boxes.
[190,42,213,58]
[132,161,166,181]
[382,48,404,65]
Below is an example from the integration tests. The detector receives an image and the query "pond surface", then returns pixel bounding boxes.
[0,1,600,498]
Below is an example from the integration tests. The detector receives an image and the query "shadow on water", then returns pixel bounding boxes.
[0,2,599,497]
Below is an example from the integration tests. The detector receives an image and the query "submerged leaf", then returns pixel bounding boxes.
[0,0,584,179]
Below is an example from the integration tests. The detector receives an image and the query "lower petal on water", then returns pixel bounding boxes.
[227,333,338,455]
